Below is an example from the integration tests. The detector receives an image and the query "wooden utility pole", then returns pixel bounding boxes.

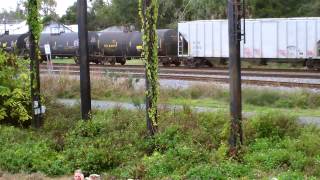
[140,0,159,136]
[77,0,91,120]
[228,0,244,156]
[28,0,42,128]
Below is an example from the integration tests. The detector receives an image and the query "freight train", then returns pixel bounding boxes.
[0,29,181,66]
[1,17,320,69]
[178,17,320,69]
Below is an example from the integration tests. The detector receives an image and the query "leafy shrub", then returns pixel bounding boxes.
[141,145,210,179]
[0,126,68,175]
[0,106,319,179]
[186,164,226,179]
[243,88,320,109]
[63,120,119,174]
[151,126,184,152]
[186,161,251,179]
[0,52,31,125]
[245,111,299,139]
[277,171,310,180]
[244,89,282,106]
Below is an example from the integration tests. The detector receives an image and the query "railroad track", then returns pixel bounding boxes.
[46,63,320,73]
[40,64,320,89]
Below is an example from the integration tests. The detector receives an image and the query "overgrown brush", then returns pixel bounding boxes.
[41,74,320,111]
[41,73,144,101]
[0,51,32,126]
[0,105,319,179]
[243,88,320,109]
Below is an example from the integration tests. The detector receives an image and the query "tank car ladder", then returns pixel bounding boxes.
[178,34,184,56]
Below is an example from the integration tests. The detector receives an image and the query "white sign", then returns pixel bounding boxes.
[44,44,51,55]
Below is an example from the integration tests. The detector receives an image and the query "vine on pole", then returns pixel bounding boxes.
[139,0,159,136]
[27,0,43,128]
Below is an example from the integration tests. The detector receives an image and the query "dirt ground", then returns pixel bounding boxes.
[0,173,72,180]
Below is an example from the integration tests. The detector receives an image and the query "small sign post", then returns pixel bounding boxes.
[44,44,53,73]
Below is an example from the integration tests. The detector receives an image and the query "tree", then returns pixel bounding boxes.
[88,0,113,30]
[60,2,77,25]
[40,0,58,24]
[298,0,320,17]
[59,0,319,31]
[139,0,159,136]
[157,0,183,28]
[249,0,307,18]
[111,0,140,27]
[41,0,57,16]
[0,10,25,23]
[16,0,27,20]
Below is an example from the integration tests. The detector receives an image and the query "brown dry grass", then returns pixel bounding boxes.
[40,73,145,101]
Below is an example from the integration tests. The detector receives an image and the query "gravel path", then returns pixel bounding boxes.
[57,99,320,127]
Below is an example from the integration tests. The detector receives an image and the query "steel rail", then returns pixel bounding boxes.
[40,69,320,89]
[40,64,320,79]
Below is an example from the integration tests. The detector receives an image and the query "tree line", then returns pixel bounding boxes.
[60,0,320,30]
[1,0,319,30]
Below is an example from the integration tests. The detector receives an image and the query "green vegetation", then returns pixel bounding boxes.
[59,0,320,30]
[0,100,319,179]
[51,58,75,64]
[0,52,31,125]
[3,0,320,31]
[41,75,320,116]
[139,0,160,134]
[125,59,144,65]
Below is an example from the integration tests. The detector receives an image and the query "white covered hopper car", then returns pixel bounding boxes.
[178,17,320,69]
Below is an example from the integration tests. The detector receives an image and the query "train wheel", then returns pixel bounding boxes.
[120,60,126,65]
[219,58,227,65]
[162,62,170,67]
[110,61,116,65]
[74,57,79,64]
[306,59,314,69]
[306,59,320,70]
[174,61,181,67]
[100,58,108,65]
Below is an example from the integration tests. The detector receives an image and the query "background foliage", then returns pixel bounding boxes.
[0,52,31,125]
[59,0,320,30]
[2,0,319,30]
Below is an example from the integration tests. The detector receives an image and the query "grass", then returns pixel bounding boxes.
[0,99,319,179]
[168,98,320,116]
[41,75,320,117]
[125,59,144,65]
[51,58,75,64]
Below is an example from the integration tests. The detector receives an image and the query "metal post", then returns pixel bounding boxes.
[2,17,7,34]
[4,19,6,33]
[29,0,42,128]
[77,0,91,120]
[228,0,243,155]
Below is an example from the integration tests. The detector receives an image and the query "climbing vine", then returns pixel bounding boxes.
[139,0,159,135]
[27,0,42,88]
[27,0,43,127]
[27,0,42,60]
